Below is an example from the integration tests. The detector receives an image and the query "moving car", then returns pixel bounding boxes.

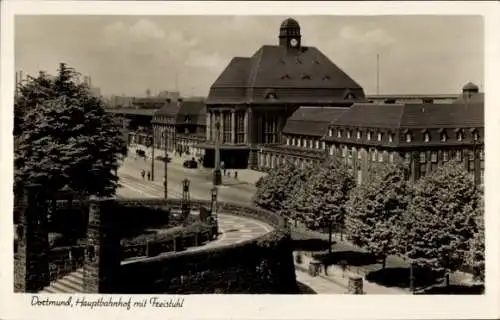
[155,155,171,163]
[183,158,198,169]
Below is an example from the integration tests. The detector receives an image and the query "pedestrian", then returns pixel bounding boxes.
[141,169,145,180]
[223,168,227,176]
[147,171,151,181]
[234,171,238,180]
[227,171,231,178]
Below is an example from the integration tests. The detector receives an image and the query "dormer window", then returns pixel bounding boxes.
[406,133,412,143]
[424,132,430,142]
[377,132,382,142]
[473,130,479,141]
[292,137,296,146]
[301,74,311,80]
[441,132,447,142]
[286,137,290,145]
[297,138,301,147]
[281,74,291,80]
[347,131,351,139]
[367,132,372,141]
[457,130,463,142]
[356,130,361,140]
[389,133,394,143]
[337,130,342,138]
[316,140,320,149]
[328,128,333,137]
[313,60,320,64]
[266,92,277,100]
[323,75,331,81]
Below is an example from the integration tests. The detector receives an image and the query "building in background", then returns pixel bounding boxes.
[151,98,206,158]
[263,83,484,186]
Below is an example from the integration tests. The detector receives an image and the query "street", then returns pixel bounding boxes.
[118,155,256,205]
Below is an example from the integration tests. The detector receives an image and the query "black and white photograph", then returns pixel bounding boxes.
[2,1,500,320]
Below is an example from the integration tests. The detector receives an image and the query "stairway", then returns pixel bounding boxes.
[40,268,84,293]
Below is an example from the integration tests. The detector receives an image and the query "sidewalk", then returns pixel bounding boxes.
[294,252,409,295]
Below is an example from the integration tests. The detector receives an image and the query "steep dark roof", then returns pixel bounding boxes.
[176,100,206,125]
[154,100,182,117]
[207,45,365,104]
[334,103,404,128]
[331,101,483,129]
[283,106,348,136]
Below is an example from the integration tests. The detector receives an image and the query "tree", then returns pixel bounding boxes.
[345,161,410,268]
[398,160,482,286]
[288,156,355,252]
[253,160,313,215]
[14,63,127,200]
[467,196,485,282]
[280,162,316,224]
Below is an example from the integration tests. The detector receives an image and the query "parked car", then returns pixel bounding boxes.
[183,158,198,169]
[155,155,171,163]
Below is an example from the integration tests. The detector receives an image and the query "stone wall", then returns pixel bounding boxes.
[116,229,297,294]
[89,199,298,294]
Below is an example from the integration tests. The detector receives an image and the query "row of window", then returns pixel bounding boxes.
[327,128,481,143]
[285,136,326,150]
[331,144,485,164]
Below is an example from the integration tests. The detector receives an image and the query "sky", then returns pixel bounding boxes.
[15,15,483,97]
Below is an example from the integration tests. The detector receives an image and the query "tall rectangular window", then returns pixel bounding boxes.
[223,112,231,143]
[443,150,449,162]
[357,169,362,185]
[431,151,437,163]
[420,152,426,163]
[235,111,245,143]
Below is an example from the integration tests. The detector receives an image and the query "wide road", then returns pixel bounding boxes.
[116,157,273,250]
[118,156,256,205]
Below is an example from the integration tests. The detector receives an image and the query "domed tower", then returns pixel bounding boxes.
[279,18,301,49]
[462,82,479,101]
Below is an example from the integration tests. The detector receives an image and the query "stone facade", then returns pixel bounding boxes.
[14,185,50,293]
[83,197,121,293]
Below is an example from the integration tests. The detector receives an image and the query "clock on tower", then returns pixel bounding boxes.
[290,38,298,48]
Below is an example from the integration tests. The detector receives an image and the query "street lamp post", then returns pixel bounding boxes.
[163,129,168,200]
[211,187,219,238]
[150,134,155,181]
[213,121,222,186]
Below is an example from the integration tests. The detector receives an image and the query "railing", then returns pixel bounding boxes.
[48,245,85,282]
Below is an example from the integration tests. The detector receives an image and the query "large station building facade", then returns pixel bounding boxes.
[198,18,366,169]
